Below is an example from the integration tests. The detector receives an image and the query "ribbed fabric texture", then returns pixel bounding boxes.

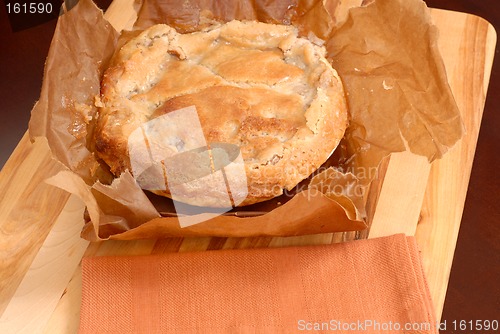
[79,234,436,333]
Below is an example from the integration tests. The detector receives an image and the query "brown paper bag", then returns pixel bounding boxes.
[29,0,462,241]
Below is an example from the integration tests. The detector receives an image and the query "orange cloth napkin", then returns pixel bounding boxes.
[79,234,437,333]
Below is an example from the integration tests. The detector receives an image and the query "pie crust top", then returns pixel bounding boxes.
[93,20,348,207]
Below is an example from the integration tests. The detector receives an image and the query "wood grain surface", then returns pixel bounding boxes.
[424,1,500,328]
[0,1,496,333]
[417,9,496,320]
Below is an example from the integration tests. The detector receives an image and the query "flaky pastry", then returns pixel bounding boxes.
[93,20,348,207]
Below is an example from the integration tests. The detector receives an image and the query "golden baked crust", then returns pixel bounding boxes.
[93,20,348,207]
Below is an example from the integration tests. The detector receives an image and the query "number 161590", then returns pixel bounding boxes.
[6,2,53,14]
[451,319,498,331]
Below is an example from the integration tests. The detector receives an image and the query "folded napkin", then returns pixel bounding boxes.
[80,234,437,333]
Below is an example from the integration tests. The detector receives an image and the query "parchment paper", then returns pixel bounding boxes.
[29,0,462,241]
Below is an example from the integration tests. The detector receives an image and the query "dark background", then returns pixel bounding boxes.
[0,0,498,331]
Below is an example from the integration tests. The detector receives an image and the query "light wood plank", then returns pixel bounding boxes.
[0,195,89,333]
[42,262,84,334]
[415,10,496,319]
[368,151,431,238]
[0,136,69,317]
[268,234,335,248]
[103,0,137,31]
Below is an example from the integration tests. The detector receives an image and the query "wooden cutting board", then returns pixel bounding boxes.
[0,2,496,332]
